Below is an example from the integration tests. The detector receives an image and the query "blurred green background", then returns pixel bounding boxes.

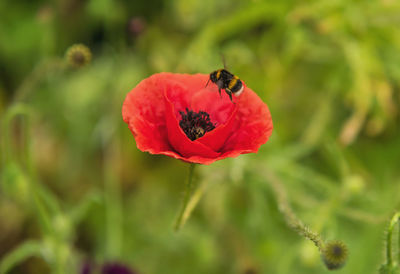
[1,0,400,273]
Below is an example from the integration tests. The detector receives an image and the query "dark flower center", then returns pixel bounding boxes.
[179,108,215,141]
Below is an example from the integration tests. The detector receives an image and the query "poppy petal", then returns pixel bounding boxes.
[164,82,220,158]
[221,86,273,153]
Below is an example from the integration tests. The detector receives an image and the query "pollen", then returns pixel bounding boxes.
[179,108,215,141]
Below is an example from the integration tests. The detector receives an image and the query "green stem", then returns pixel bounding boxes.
[386,212,400,266]
[0,240,42,274]
[22,113,66,274]
[174,163,196,231]
[2,104,61,214]
[104,170,123,258]
[181,179,209,226]
[1,104,63,272]
[104,141,123,259]
[398,219,400,264]
[13,58,63,102]
[1,104,31,165]
[2,105,52,233]
[264,169,324,251]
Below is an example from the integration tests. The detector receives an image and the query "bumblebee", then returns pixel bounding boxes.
[206,69,244,102]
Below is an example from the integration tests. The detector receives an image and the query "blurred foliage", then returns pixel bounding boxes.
[1,0,400,273]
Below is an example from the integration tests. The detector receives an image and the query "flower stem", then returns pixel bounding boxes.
[1,104,68,273]
[398,219,400,264]
[265,169,324,250]
[103,138,123,259]
[264,169,352,270]
[174,163,196,231]
[0,240,42,274]
[2,104,31,165]
[2,105,53,234]
[13,58,64,102]
[386,212,400,267]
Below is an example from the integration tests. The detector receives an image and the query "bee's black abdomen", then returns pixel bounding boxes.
[230,79,242,93]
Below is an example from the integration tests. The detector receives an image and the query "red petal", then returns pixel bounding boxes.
[220,84,273,153]
[122,73,172,154]
[164,81,220,158]
[190,87,236,125]
[190,88,237,151]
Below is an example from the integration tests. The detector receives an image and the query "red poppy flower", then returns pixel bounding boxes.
[122,73,273,165]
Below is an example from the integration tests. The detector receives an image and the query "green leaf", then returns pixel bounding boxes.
[0,240,43,274]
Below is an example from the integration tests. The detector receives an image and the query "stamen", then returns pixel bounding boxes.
[179,108,215,141]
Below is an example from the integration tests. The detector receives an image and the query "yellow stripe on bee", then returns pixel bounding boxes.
[228,76,239,89]
[216,69,222,79]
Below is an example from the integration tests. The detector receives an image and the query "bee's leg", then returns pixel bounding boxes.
[216,80,224,98]
[205,78,210,88]
[227,90,233,102]
[225,88,234,102]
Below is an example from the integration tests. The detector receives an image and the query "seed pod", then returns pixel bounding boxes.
[321,240,348,270]
[65,44,92,68]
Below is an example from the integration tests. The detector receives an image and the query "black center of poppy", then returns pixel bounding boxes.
[179,108,215,141]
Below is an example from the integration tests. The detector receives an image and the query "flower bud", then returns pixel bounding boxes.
[65,44,92,68]
[321,240,348,270]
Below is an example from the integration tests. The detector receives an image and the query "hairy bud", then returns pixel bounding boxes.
[65,44,92,68]
[321,240,348,270]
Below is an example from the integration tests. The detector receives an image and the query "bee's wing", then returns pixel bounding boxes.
[220,53,227,70]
